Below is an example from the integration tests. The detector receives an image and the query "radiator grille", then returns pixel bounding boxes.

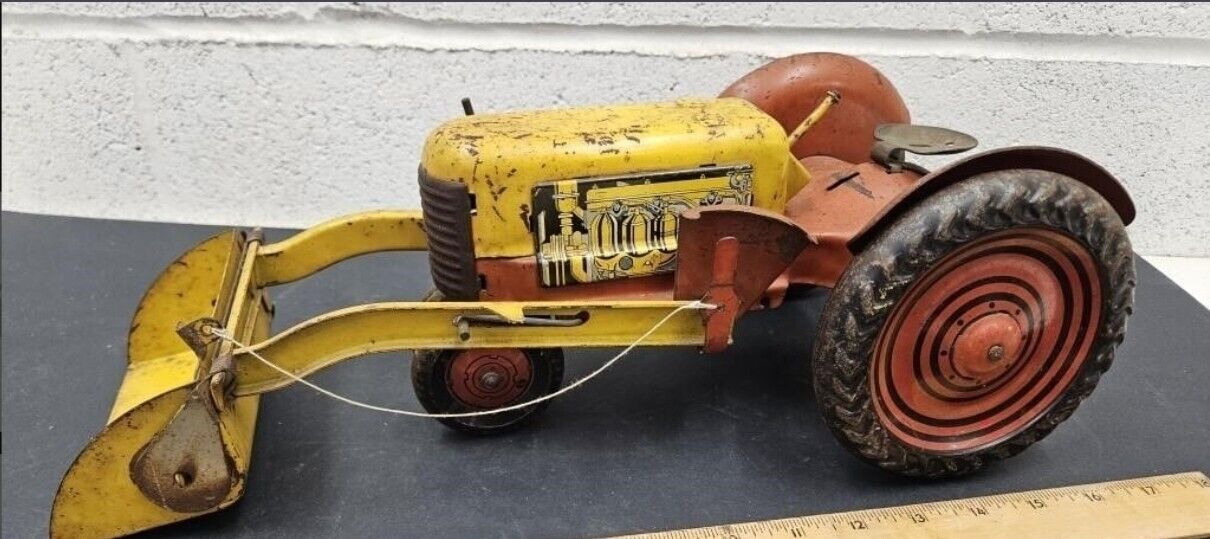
[418,169,479,300]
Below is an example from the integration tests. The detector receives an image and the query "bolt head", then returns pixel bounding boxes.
[479,371,503,389]
[987,345,1006,362]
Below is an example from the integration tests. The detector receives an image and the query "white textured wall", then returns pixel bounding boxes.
[2,2,1209,255]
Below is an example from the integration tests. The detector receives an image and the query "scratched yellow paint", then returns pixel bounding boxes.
[53,233,272,538]
[255,210,427,286]
[126,231,242,366]
[56,98,808,531]
[421,98,809,258]
[231,300,708,396]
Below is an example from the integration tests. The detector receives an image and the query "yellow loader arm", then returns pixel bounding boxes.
[50,210,713,537]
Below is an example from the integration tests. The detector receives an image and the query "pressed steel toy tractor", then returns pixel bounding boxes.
[53,53,1136,537]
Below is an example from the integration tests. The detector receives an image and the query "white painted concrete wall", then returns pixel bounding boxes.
[3,2,1209,255]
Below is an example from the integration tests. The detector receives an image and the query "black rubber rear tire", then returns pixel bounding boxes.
[812,170,1134,477]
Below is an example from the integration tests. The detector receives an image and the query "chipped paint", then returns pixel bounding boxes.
[421,98,805,258]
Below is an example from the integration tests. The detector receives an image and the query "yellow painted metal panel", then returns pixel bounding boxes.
[51,296,271,538]
[214,286,270,507]
[109,351,198,422]
[233,300,707,396]
[115,231,243,419]
[421,98,805,258]
[52,386,195,538]
[126,231,243,366]
[255,210,427,286]
[53,232,272,537]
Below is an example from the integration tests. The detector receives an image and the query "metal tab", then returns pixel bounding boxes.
[129,389,233,513]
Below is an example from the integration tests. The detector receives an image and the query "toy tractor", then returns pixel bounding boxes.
[51,53,1136,537]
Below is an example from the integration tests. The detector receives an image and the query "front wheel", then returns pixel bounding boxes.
[812,170,1134,477]
[411,348,564,434]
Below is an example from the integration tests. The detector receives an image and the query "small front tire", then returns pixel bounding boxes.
[411,348,564,434]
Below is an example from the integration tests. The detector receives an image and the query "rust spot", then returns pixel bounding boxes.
[841,177,875,199]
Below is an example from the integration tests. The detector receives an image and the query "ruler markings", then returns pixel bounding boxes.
[615,472,1210,539]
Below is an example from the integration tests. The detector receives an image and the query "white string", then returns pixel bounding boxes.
[210,300,715,418]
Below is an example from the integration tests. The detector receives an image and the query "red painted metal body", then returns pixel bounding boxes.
[783,157,922,287]
[849,146,1136,251]
[674,206,814,351]
[721,52,912,163]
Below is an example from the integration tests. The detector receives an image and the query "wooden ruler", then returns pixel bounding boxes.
[620,471,1210,539]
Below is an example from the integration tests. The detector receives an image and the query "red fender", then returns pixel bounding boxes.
[721,52,910,164]
[674,206,815,351]
[848,146,1136,251]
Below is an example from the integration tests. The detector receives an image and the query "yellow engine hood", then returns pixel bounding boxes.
[420,97,804,258]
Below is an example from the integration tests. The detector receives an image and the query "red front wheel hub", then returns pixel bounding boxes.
[446,348,533,409]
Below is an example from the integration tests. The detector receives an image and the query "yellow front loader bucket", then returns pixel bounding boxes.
[51,230,271,537]
[48,209,727,537]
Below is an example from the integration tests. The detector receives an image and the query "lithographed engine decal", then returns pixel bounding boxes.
[531,164,754,287]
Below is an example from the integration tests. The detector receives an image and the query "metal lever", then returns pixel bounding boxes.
[787,90,841,147]
[452,312,590,341]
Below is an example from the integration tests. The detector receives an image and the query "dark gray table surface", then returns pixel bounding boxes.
[2,211,1208,538]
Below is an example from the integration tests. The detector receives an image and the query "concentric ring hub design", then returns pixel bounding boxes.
[447,348,533,409]
[871,227,1103,455]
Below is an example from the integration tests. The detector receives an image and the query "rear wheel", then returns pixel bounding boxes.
[412,348,564,434]
[812,170,1134,476]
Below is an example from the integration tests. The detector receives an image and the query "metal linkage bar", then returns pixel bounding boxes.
[231,301,707,396]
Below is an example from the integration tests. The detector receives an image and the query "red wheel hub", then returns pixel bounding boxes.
[871,228,1102,454]
[447,349,533,409]
[951,313,1022,384]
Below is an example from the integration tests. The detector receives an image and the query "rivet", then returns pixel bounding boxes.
[987,345,1005,362]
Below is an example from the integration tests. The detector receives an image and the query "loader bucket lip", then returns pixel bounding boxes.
[50,384,215,538]
[52,382,263,537]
